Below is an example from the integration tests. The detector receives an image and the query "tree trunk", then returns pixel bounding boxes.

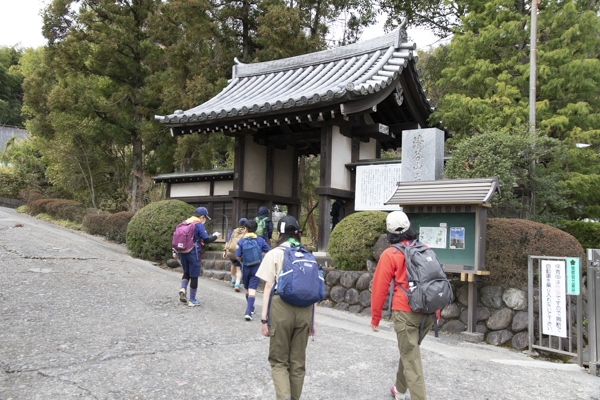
[131,134,143,211]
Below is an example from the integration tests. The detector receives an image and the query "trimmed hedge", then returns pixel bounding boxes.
[328,211,388,270]
[485,218,585,286]
[84,211,136,243]
[28,198,87,224]
[560,220,600,250]
[126,199,195,261]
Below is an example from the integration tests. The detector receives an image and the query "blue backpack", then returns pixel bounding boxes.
[241,238,262,267]
[275,245,325,307]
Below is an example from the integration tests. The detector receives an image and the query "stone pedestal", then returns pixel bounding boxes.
[459,331,484,343]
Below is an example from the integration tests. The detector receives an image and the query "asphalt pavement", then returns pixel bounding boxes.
[1,206,599,400]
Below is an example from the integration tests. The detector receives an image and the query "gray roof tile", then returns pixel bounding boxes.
[157,26,427,125]
[385,178,501,206]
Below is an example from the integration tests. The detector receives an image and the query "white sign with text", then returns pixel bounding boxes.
[540,260,567,338]
[355,164,402,211]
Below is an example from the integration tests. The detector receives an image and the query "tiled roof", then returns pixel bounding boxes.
[385,178,500,206]
[156,24,429,126]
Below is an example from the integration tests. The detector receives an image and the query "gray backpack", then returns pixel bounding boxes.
[393,241,453,343]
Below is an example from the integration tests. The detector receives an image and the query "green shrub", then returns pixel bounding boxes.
[560,220,600,250]
[84,211,135,243]
[328,211,387,270]
[485,218,585,286]
[0,166,28,198]
[126,200,195,261]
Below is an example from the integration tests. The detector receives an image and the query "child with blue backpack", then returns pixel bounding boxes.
[235,219,270,321]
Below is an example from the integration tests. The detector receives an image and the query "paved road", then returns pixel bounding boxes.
[1,206,599,400]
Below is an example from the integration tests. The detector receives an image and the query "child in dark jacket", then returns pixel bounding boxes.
[255,206,273,247]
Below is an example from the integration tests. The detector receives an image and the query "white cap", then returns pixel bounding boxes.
[386,211,410,234]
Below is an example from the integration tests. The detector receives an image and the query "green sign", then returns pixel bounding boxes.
[566,257,580,295]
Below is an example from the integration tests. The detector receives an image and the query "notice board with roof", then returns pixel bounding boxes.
[385,178,500,333]
[385,178,499,274]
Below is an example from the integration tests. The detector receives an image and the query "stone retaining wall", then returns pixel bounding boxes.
[199,253,589,349]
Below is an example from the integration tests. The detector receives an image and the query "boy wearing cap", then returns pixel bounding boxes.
[370,211,434,400]
[178,207,221,306]
[256,215,314,400]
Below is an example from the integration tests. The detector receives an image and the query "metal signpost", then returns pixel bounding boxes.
[587,249,600,377]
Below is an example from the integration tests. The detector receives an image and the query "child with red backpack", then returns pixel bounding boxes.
[234,219,270,320]
[172,207,220,307]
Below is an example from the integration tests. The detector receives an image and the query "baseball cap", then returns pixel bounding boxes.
[193,207,211,220]
[277,215,299,234]
[238,217,248,226]
[386,211,410,234]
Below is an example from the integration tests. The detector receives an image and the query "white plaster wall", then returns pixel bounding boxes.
[330,126,352,190]
[243,140,267,192]
[170,182,211,197]
[273,146,294,197]
[359,138,377,160]
[214,180,234,196]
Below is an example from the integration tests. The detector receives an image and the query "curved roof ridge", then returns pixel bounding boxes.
[233,27,406,79]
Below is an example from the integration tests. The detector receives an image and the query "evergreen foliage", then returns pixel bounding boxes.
[0,166,27,199]
[126,199,195,261]
[428,0,600,221]
[560,220,600,251]
[444,128,570,222]
[0,46,24,126]
[328,211,387,270]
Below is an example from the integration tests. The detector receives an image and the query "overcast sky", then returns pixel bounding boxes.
[0,0,441,49]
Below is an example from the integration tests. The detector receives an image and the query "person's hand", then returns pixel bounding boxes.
[435,310,441,323]
[370,324,380,333]
[213,232,221,238]
[261,322,269,337]
[222,251,226,259]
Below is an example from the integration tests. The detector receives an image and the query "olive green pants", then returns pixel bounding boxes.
[393,311,433,400]
[268,296,312,400]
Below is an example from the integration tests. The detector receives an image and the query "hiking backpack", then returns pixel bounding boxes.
[275,245,325,307]
[224,228,245,259]
[172,221,198,253]
[393,241,453,343]
[255,217,266,237]
[241,237,263,267]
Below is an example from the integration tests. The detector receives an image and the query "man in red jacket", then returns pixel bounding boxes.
[370,211,434,400]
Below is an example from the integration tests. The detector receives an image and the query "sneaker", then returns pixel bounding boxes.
[251,308,255,316]
[231,280,236,287]
[390,386,406,400]
[244,314,252,321]
[234,284,240,292]
[179,288,186,303]
[188,299,201,307]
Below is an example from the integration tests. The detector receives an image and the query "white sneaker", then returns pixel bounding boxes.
[178,288,186,303]
[390,385,407,400]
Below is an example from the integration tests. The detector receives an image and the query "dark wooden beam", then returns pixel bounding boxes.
[314,187,354,199]
[389,122,420,135]
[351,123,395,142]
[229,190,300,205]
